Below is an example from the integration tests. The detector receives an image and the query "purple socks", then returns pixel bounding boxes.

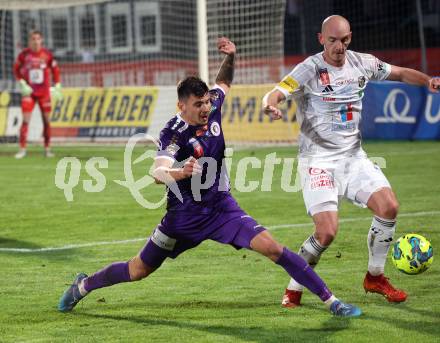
[276,247,332,301]
[83,262,131,293]
[81,247,332,303]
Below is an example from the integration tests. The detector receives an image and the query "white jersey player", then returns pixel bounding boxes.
[263,15,440,307]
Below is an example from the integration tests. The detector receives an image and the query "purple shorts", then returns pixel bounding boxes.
[139,194,265,268]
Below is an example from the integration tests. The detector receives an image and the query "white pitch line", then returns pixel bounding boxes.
[1,210,439,253]
[269,210,440,230]
[0,238,146,253]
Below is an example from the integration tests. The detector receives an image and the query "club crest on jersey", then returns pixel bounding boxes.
[358,76,366,88]
[210,121,221,136]
[318,68,330,85]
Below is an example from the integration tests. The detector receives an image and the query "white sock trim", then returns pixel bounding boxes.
[324,295,337,307]
[78,279,88,297]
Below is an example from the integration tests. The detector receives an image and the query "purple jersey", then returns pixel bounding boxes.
[157,85,229,211]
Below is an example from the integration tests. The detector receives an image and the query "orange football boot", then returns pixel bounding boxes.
[281,289,302,308]
[363,272,407,302]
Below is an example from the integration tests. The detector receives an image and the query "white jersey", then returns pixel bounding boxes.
[276,50,391,160]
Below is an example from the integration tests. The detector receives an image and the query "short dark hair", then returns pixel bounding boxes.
[177,76,209,101]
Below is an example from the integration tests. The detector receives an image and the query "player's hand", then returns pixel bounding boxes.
[428,77,440,93]
[19,79,32,97]
[217,37,236,56]
[263,105,283,120]
[182,157,202,178]
[50,83,63,101]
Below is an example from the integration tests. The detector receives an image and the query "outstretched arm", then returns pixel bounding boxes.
[215,37,236,94]
[262,89,286,120]
[153,156,202,184]
[387,65,440,93]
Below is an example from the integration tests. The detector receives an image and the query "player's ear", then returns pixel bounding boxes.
[318,32,324,46]
[346,32,352,45]
[177,100,185,112]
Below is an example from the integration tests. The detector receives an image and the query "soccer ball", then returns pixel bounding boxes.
[391,234,433,275]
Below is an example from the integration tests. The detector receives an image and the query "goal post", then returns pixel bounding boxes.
[0,0,293,145]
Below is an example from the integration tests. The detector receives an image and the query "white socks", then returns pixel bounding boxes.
[324,294,338,308]
[78,280,88,296]
[287,235,328,291]
[367,216,396,276]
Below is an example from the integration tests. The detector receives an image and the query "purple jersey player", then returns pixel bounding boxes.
[58,37,361,317]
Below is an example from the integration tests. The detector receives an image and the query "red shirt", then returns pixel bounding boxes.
[13,47,60,97]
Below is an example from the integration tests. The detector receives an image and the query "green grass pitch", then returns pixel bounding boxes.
[0,141,439,342]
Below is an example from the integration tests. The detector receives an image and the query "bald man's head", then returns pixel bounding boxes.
[321,15,351,35]
[318,15,352,67]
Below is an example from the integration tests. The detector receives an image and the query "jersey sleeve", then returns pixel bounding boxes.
[275,60,315,98]
[13,52,25,80]
[48,51,61,84]
[156,127,183,162]
[361,53,391,81]
[209,84,226,108]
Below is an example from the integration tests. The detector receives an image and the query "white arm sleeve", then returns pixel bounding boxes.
[275,60,315,98]
[361,53,391,81]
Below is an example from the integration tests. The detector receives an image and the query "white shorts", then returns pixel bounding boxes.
[298,156,391,216]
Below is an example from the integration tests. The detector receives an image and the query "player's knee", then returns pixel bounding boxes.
[314,232,335,246]
[264,242,284,261]
[252,233,284,261]
[128,256,153,281]
[377,199,399,219]
[314,224,337,246]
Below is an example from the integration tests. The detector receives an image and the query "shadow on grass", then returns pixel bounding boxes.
[0,237,75,261]
[373,300,440,321]
[78,310,353,342]
[365,311,440,338]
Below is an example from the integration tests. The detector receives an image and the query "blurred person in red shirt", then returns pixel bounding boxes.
[13,30,62,158]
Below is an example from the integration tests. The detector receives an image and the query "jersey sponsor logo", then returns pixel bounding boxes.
[340,103,353,122]
[308,168,334,190]
[332,104,356,131]
[210,121,221,136]
[335,78,355,86]
[277,75,299,94]
[378,63,384,72]
[321,85,335,102]
[318,68,330,85]
[332,121,356,131]
[29,69,44,84]
[308,167,326,175]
